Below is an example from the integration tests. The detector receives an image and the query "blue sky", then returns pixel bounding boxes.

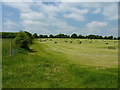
[2,2,118,36]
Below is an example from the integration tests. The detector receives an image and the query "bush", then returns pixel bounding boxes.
[14,31,32,50]
[24,31,34,44]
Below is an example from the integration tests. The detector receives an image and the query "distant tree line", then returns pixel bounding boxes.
[1,32,17,38]
[1,32,120,40]
[33,33,120,40]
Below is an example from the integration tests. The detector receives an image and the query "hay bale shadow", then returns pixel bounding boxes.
[29,49,37,52]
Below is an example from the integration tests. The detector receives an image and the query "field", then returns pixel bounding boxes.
[2,38,118,88]
[0,39,2,89]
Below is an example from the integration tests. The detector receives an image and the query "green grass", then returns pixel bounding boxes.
[0,39,2,89]
[2,38,118,88]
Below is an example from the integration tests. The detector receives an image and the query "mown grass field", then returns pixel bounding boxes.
[2,38,118,88]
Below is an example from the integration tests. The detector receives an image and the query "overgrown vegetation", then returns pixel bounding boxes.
[14,31,33,50]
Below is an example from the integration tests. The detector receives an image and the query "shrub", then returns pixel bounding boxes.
[24,31,34,44]
[14,31,32,50]
[33,33,38,38]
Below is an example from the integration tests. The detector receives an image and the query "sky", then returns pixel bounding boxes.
[1,2,118,36]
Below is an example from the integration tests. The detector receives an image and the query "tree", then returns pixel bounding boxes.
[107,36,113,39]
[71,33,77,38]
[39,35,43,38]
[2,32,17,38]
[24,31,33,44]
[118,37,120,40]
[33,33,38,38]
[49,34,54,38]
[104,36,108,39]
[25,31,33,39]
[14,31,32,50]
[98,36,103,39]
[0,33,2,38]
[43,35,48,38]
[54,34,69,38]
[86,35,96,39]
[78,35,85,39]
[114,37,117,40]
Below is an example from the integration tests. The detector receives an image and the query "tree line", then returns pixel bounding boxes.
[32,33,120,40]
[1,31,120,51]
[1,32,17,38]
[1,32,120,40]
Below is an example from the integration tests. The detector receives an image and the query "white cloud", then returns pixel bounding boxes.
[92,8,101,14]
[21,12,45,21]
[80,21,108,35]
[63,8,88,21]
[78,3,118,21]
[36,2,89,18]
[102,3,118,20]
[3,20,21,32]
[4,2,32,13]
[70,8,89,14]
[78,3,106,8]
[86,21,108,28]
[64,13,84,21]
[3,2,82,34]
[3,2,118,36]
[106,26,118,36]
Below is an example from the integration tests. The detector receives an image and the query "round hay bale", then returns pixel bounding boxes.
[105,42,109,44]
[55,42,57,43]
[79,41,82,44]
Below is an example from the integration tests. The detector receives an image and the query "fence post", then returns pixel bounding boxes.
[10,42,12,56]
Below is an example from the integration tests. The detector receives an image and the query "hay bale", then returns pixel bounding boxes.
[90,41,92,43]
[40,39,42,42]
[105,42,108,44]
[79,41,82,44]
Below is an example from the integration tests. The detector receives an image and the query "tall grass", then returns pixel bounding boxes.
[2,38,118,88]
[2,39,28,57]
